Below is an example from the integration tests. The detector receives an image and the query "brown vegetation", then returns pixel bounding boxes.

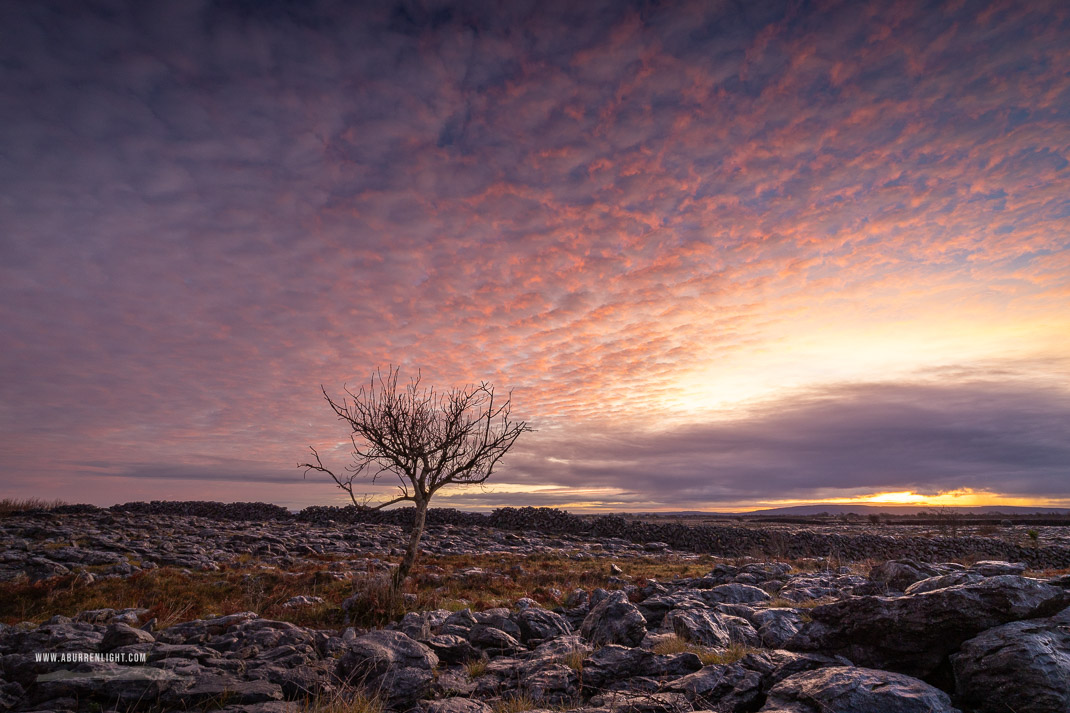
[0,498,66,516]
[0,552,721,628]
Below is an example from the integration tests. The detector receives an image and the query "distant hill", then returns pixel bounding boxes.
[738,504,1070,516]
[628,504,1070,517]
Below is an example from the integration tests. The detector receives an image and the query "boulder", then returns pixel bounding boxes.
[663,663,763,711]
[596,690,691,713]
[425,633,482,664]
[468,623,526,656]
[581,645,702,691]
[515,605,573,645]
[785,575,1070,677]
[741,649,844,687]
[903,572,982,595]
[637,592,707,628]
[472,609,522,639]
[580,591,647,648]
[30,665,191,707]
[968,561,1027,577]
[397,611,434,641]
[166,674,284,706]
[719,613,761,648]
[281,595,324,609]
[99,622,155,651]
[336,630,438,709]
[951,606,1070,713]
[703,583,772,605]
[440,609,478,637]
[423,698,493,713]
[526,635,591,666]
[663,608,731,647]
[752,608,804,648]
[869,560,940,592]
[759,666,960,712]
[520,662,580,704]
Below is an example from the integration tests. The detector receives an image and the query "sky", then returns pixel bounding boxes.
[1,0,1068,512]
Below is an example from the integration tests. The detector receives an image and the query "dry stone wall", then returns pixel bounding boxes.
[22,502,1067,568]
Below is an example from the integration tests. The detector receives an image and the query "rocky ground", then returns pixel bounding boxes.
[2,503,1070,713]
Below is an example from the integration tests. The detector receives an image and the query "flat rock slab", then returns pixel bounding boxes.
[759,666,961,713]
[786,575,1070,677]
[951,606,1070,713]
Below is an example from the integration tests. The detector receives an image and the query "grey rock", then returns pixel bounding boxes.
[663,664,764,711]
[527,635,592,665]
[785,575,1070,677]
[703,584,772,605]
[166,674,284,706]
[217,703,299,713]
[440,609,478,637]
[869,560,941,592]
[424,697,494,713]
[521,662,580,704]
[425,633,482,664]
[951,606,1070,713]
[398,611,434,641]
[581,591,647,648]
[719,614,761,648]
[472,609,522,640]
[598,691,690,713]
[432,668,479,698]
[515,606,572,645]
[760,666,960,713]
[280,595,324,609]
[663,609,731,648]
[581,645,702,691]
[968,560,1027,577]
[752,609,804,648]
[903,571,983,595]
[248,661,334,699]
[30,664,191,707]
[99,622,154,651]
[468,624,526,657]
[637,593,707,628]
[336,629,438,709]
[741,649,844,686]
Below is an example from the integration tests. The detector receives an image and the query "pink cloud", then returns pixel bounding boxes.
[0,0,1067,507]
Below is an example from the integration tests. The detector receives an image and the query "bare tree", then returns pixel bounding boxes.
[300,367,532,586]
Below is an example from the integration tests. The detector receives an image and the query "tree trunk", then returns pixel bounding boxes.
[393,499,427,590]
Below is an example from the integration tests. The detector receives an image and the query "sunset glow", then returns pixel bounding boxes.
[1,0,1068,512]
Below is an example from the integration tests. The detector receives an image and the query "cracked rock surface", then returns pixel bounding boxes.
[3,504,1070,713]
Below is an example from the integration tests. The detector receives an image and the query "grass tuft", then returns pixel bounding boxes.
[0,498,67,516]
[301,690,385,713]
[465,657,489,678]
[492,695,539,713]
[652,636,760,665]
[556,648,586,673]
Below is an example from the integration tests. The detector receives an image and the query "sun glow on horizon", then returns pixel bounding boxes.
[735,488,1070,512]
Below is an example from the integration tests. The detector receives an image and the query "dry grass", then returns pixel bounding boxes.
[1025,566,1070,578]
[465,657,489,678]
[0,550,749,629]
[651,636,760,665]
[0,562,358,627]
[556,647,586,672]
[0,498,66,516]
[492,695,539,713]
[302,690,385,713]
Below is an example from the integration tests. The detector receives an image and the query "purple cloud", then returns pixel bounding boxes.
[1,0,1068,508]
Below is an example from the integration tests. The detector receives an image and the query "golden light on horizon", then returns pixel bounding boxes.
[862,491,923,504]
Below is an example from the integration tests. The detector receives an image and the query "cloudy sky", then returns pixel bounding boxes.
[1,0,1068,511]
